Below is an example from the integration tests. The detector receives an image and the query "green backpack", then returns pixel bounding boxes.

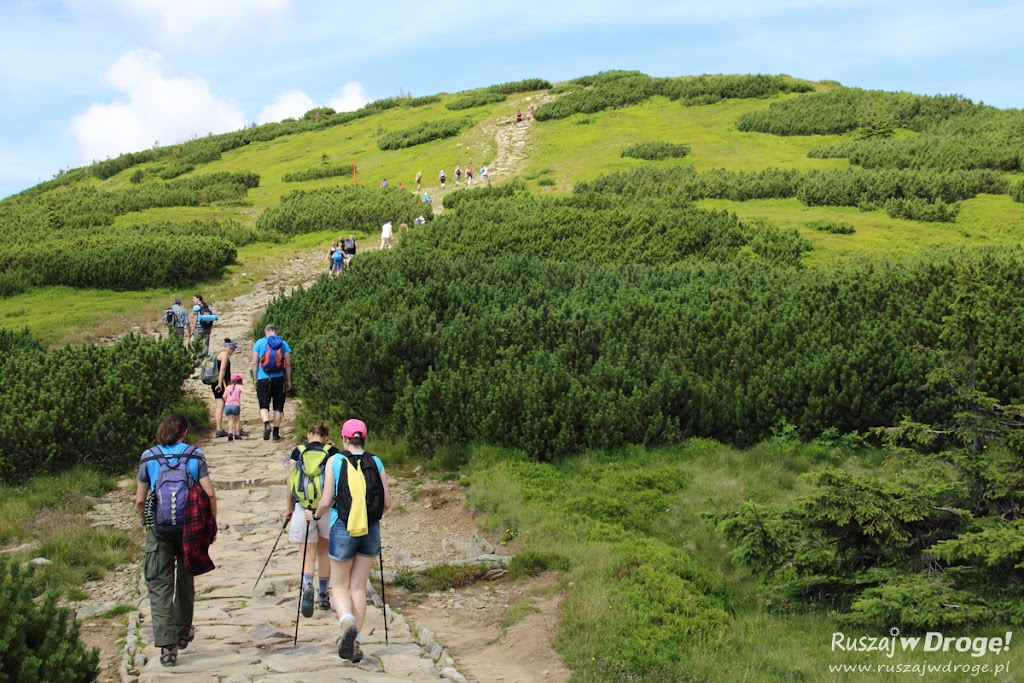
[289,443,334,510]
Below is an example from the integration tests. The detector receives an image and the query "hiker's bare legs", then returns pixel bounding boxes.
[317,537,330,581]
[350,555,373,633]
[273,409,284,429]
[214,398,225,431]
[330,558,354,620]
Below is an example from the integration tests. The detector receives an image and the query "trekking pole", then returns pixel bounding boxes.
[293,519,311,647]
[254,517,289,592]
[379,547,388,645]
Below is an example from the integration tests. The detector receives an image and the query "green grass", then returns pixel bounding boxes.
[0,468,138,594]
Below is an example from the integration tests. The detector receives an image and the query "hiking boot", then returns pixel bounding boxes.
[263,423,271,440]
[301,583,315,618]
[238,429,249,437]
[227,433,234,442]
[338,618,358,660]
[272,432,282,441]
[351,642,363,663]
[215,429,228,438]
[318,593,331,611]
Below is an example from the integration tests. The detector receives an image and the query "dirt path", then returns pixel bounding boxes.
[72,243,569,682]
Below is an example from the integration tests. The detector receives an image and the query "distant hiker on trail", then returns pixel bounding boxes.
[481,165,489,185]
[286,422,339,617]
[516,110,523,123]
[415,170,422,191]
[439,169,446,189]
[380,178,388,188]
[166,297,192,343]
[330,242,344,274]
[252,325,292,441]
[328,242,339,271]
[422,192,431,203]
[414,214,426,226]
[380,220,394,250]
[192,294,215,355]
[223,374,244,441]
[309,419,391,663]
[455,166,462,186]
[465,166,473,186]
[135,413,218,669]
[343,235,357,267]
[211,339,237,438]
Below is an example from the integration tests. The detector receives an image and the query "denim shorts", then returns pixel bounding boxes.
[223,404,240,416]
[329,519,380,561]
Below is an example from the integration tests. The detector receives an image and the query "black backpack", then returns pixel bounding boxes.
[199,302,214,330]
[334,450,385,523]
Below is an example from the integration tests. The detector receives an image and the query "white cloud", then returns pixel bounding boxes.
[62,0,293,51]
[257,89,318,124]
[69,50,246,163]
[327,82,370,112]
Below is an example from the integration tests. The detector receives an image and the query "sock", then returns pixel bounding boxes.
[264,420,270,428]
[356,634,363,644]
[319,578,329,596]
[340,613,355,626]
[302,573,313,587]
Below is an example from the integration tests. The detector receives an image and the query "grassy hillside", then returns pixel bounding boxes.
[3,72,1023,343]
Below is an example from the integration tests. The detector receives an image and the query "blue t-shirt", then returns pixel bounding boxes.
[329,452,384,527]
[137,442,208,486]
[253,336,292,380]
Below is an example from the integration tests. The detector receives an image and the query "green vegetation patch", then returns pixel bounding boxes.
[621,141,691,160]
[445,92,506,111]
[0,329,192,482]
[377,117,473,150]
[282,163,354,183]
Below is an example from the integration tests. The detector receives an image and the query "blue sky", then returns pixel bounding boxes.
[1,0,1022,199]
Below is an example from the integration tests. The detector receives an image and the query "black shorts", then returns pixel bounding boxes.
[212,383,225,400]
[256,376,286,412]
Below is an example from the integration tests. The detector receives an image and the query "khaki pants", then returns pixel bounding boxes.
[144,529,194,648]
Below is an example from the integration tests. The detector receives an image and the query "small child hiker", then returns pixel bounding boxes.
[223,374,244,440]
[287,423,338,617]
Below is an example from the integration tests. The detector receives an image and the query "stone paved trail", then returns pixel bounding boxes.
[121,252,467,683]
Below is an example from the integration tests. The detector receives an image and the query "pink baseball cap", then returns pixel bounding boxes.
[341,419,367,440]
[231,374,243,382]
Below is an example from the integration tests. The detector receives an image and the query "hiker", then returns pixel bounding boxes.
[251,324,292,441]
[465,166,473,187]
[439,169,446,189]
[422,192,431,203]
[481,165,489,185]
[516,110,523,124]
[223,374,244,441]
[455,166,462,186]
[380,220,394,250]
[192,294,215,355]
[328,242,339,271]
[309,419,391,663]
[166,298,192,342]
[414,214,426,226]
[415,170,422,192]
[286,422,339,617]
[343,235,357,267]
[380,178,388,188]
[135,413,218,668]
[212,339,236,438]
[330,242,344,274]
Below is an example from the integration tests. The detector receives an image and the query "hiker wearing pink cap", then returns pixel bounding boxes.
[309,418,391,663]
[223,374,244,441]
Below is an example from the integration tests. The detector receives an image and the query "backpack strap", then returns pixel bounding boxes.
[140,444,201,464]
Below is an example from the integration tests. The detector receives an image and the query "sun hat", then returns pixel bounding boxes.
[341,419,367,440]
[231,373,243,382]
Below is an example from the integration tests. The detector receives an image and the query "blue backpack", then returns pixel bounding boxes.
[259,335,285,373]
[142,446,201,533]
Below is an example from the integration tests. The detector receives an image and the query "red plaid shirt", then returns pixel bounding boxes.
[183,483,217,576]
